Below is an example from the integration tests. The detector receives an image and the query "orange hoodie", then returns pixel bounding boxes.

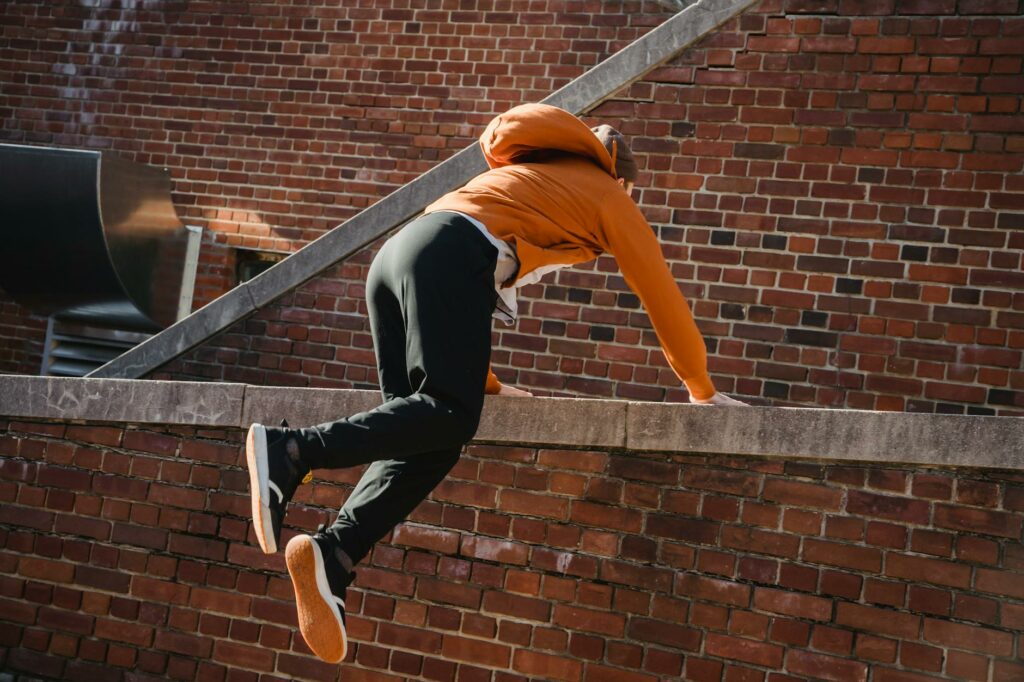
[426,103,716,400]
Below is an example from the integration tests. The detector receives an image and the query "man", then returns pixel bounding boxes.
[245,103,747,663]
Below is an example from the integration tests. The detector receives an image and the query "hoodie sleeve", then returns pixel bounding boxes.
[485,365,503,394]
[594,190,717,401]
[480,103,616,177]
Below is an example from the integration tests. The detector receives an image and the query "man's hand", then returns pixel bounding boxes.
[690,392,749,406]
[497,384,533,397]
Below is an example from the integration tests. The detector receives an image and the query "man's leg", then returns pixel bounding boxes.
[316,212,498,566]
[249,213,496,552]
[294,212,498,467]
[279,213,497,662]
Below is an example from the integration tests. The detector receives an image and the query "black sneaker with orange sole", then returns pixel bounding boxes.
[245,421,311,554]
[286,528,354,663]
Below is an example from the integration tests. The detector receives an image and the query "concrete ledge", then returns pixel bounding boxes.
[242,386,382,427]
[3,376,1023,471]
[627,402,1024,471]
[476,395,627,449]
[0,376,245,427]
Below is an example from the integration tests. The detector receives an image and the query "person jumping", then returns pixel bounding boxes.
[245,102,747,663]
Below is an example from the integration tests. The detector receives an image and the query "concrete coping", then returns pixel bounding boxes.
[2,376,1022,471]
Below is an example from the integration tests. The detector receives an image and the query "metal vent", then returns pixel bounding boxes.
[41,318,151,377]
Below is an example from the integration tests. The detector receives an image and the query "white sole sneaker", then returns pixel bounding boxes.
[286,534,348,663]
[245,423,276,554]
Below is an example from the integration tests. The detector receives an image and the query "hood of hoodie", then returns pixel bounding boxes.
[479,103,618,179]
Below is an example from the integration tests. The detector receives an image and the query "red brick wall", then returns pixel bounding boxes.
[0,297,45,376]
[2,1,1023,415]
[2,417,1023,680]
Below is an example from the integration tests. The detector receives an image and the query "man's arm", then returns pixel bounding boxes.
[594,189,746,405]
[486,364,532,397]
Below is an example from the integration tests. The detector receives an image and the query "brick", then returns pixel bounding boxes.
[599,560,673,592]
[111,523,167,550]
[154,630,213,658]
[94,618,154,647]
[721,527,800,559]
[180,440,238,465]
[54,515,111,541]
[392,525,460,554]
[953,593,998,625]
[705,633,783,667]
[0,504,54,531]
[787,650,867,681]
[856,633,898,662]
[375,622,441,654]
[627,618,701,651]
[886,553,971,588]
[37,466,91,491]
[461,536,528,566]
[168,534,227,562]
[860,37,915,53]
[38,606,94,635]
[20,556,74,583]
[482,591,550,622]
[552,603,625,637]
[846,490,930,524]
[748,37,801,52]
[922,618,1013,656]
[976,568,1024,599]
[92,475,148,501]
[933,504,1022,538]
[513,650,582,682]
[213,640,274,672]
[537,449,608,472]
[803,539,881,572]
[675,574,749,607]
[131,576,189,605]
[123,431,179,456]
[417,578,481,609]
[6,648,65,679]
[753,588,831,621]
[531,548,597,578]
[763,479,842,510]
[609,457,680,486]
[645,515,718,543]
[501,489,566,520]
[189,587,250,617]
[584,663,658,682]
[66,426,122,448]
[836,603,921,639]
[74,566,130,593]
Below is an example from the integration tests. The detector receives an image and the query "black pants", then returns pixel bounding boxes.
[293,212,498,566]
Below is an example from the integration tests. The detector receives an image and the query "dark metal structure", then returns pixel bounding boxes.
[0,143,191,332]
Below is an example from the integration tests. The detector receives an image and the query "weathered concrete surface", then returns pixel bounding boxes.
[627,403,1024,470]
[86,0,758,382]
[243,389,627,449]
[242,386,382,427]
[476,395,626,449]
[3,376,1023,470]
[0,376,244,427]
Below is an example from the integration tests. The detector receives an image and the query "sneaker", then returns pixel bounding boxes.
[286,529,353,663]
[246,421,311,554]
